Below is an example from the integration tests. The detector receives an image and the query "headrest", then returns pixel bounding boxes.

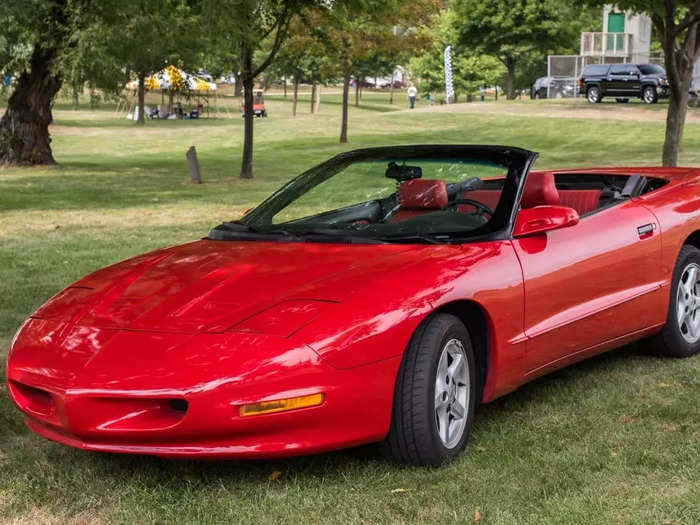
[521,172,560,208]
[398,179,448,210]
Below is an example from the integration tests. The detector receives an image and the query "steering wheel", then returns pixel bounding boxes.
[445,199,494,218]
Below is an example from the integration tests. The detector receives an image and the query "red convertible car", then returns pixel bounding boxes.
[6,145,700,466]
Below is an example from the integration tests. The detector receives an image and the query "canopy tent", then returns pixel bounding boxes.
[121,65,226,119]
[126,65,217,92]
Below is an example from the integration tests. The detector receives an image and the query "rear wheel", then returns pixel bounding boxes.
[644,245,700,357]
[643,86,658,104]
[384,313,476,466]
[587,86,601,103]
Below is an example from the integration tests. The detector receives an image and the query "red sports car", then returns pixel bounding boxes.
[7,145,700,466]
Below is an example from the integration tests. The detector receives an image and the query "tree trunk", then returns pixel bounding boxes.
[234,72,242,97]
[505,57,516,100]
[137,71,146,124]
[283,76,287,98]
[389,79,394,104]
[72,86,79,110]
[240,50,255,179]
[310,82,316,113]
[663,91,690,166]
[168,90,174,113]
[340,72,350,143]
[292,78,299,117]
[0,47,62,166]
[355,76,360,107]
[659,18,698,167]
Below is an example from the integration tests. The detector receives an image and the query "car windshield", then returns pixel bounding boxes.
[638,64,665,75]
[211,145,536,244]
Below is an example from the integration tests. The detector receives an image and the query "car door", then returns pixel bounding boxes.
[627,65,643,95]
[607,64,630,95]
[513,197,665,375]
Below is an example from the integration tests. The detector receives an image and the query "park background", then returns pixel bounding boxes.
[1,1,699,523]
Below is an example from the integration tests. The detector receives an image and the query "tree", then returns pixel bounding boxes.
[453,0,587,99]
[409,9,505,101]
[320,1,416,143]
[0,0,74,165]
[205,0,322,179]
[97,0,201,125]
[585,1,700,167]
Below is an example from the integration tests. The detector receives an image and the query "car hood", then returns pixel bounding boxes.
[32,240,417,334]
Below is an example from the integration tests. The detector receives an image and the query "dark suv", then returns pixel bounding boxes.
[579,63,669,104]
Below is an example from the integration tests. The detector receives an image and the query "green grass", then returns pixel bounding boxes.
[1,97,699,524]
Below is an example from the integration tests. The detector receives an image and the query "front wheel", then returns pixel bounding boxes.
[644,245,700,357]
[383,313,476,466]
[643,86,658,104]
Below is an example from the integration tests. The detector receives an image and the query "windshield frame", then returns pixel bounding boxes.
[219,145,539,244]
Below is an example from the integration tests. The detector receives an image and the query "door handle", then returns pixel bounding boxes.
[637,224,655,239]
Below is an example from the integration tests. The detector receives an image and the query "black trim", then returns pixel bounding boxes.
[232,145,539,245]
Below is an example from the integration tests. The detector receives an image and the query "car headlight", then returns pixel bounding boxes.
[659,78,668,86]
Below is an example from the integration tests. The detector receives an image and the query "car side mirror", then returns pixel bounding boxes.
[514,205,579,237]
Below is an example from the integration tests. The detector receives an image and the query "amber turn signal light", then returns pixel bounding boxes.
[239,393,324,417]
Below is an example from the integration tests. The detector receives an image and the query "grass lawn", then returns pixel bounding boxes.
[1,96,699,524]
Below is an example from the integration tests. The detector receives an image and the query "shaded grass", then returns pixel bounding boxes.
[1,99,699,524]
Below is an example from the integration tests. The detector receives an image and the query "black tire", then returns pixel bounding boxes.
[644,245,700,357]
[616,98,629,103]
[587,86,601,104]
[643,86,658,104]
[383,313,477,466]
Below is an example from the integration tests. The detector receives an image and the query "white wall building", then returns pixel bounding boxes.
[580,5,653,64]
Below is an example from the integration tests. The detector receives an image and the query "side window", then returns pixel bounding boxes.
[610,65,629,75]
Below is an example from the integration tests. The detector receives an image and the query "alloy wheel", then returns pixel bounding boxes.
[587,87,599,103]
[677,262,700,343]
[643,87,656,104]
[434,339,469,449]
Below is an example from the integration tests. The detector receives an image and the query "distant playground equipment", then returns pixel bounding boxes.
[240,90,267,118]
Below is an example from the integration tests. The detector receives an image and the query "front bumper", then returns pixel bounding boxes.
[7,319,400,458]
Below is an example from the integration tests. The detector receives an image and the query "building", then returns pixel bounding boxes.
[580,5,653,65]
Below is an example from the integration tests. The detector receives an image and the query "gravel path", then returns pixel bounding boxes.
[408,100,700,124]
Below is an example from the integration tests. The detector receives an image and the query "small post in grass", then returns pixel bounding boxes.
[186,145,202,184]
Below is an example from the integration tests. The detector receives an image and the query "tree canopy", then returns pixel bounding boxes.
[453,0,597,99]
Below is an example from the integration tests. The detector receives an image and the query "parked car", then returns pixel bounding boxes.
[579,63,669,104]
[8,145,700,466]
[530,76,576,99]
[690,79,699,107]
[196,70,213,82]
[378,79,406,89]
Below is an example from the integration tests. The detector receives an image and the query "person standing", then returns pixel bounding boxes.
[407,84,417,109]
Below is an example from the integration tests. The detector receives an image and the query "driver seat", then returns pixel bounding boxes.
[389,179,448,223]
[521,172,560,208]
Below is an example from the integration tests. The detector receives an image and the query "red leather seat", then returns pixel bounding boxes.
[458,174,601,217]
[558,189,602,215]
[389,179,448,223]
[521,172,559,208]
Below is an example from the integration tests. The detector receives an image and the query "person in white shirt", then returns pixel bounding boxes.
[407,84,418,109]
